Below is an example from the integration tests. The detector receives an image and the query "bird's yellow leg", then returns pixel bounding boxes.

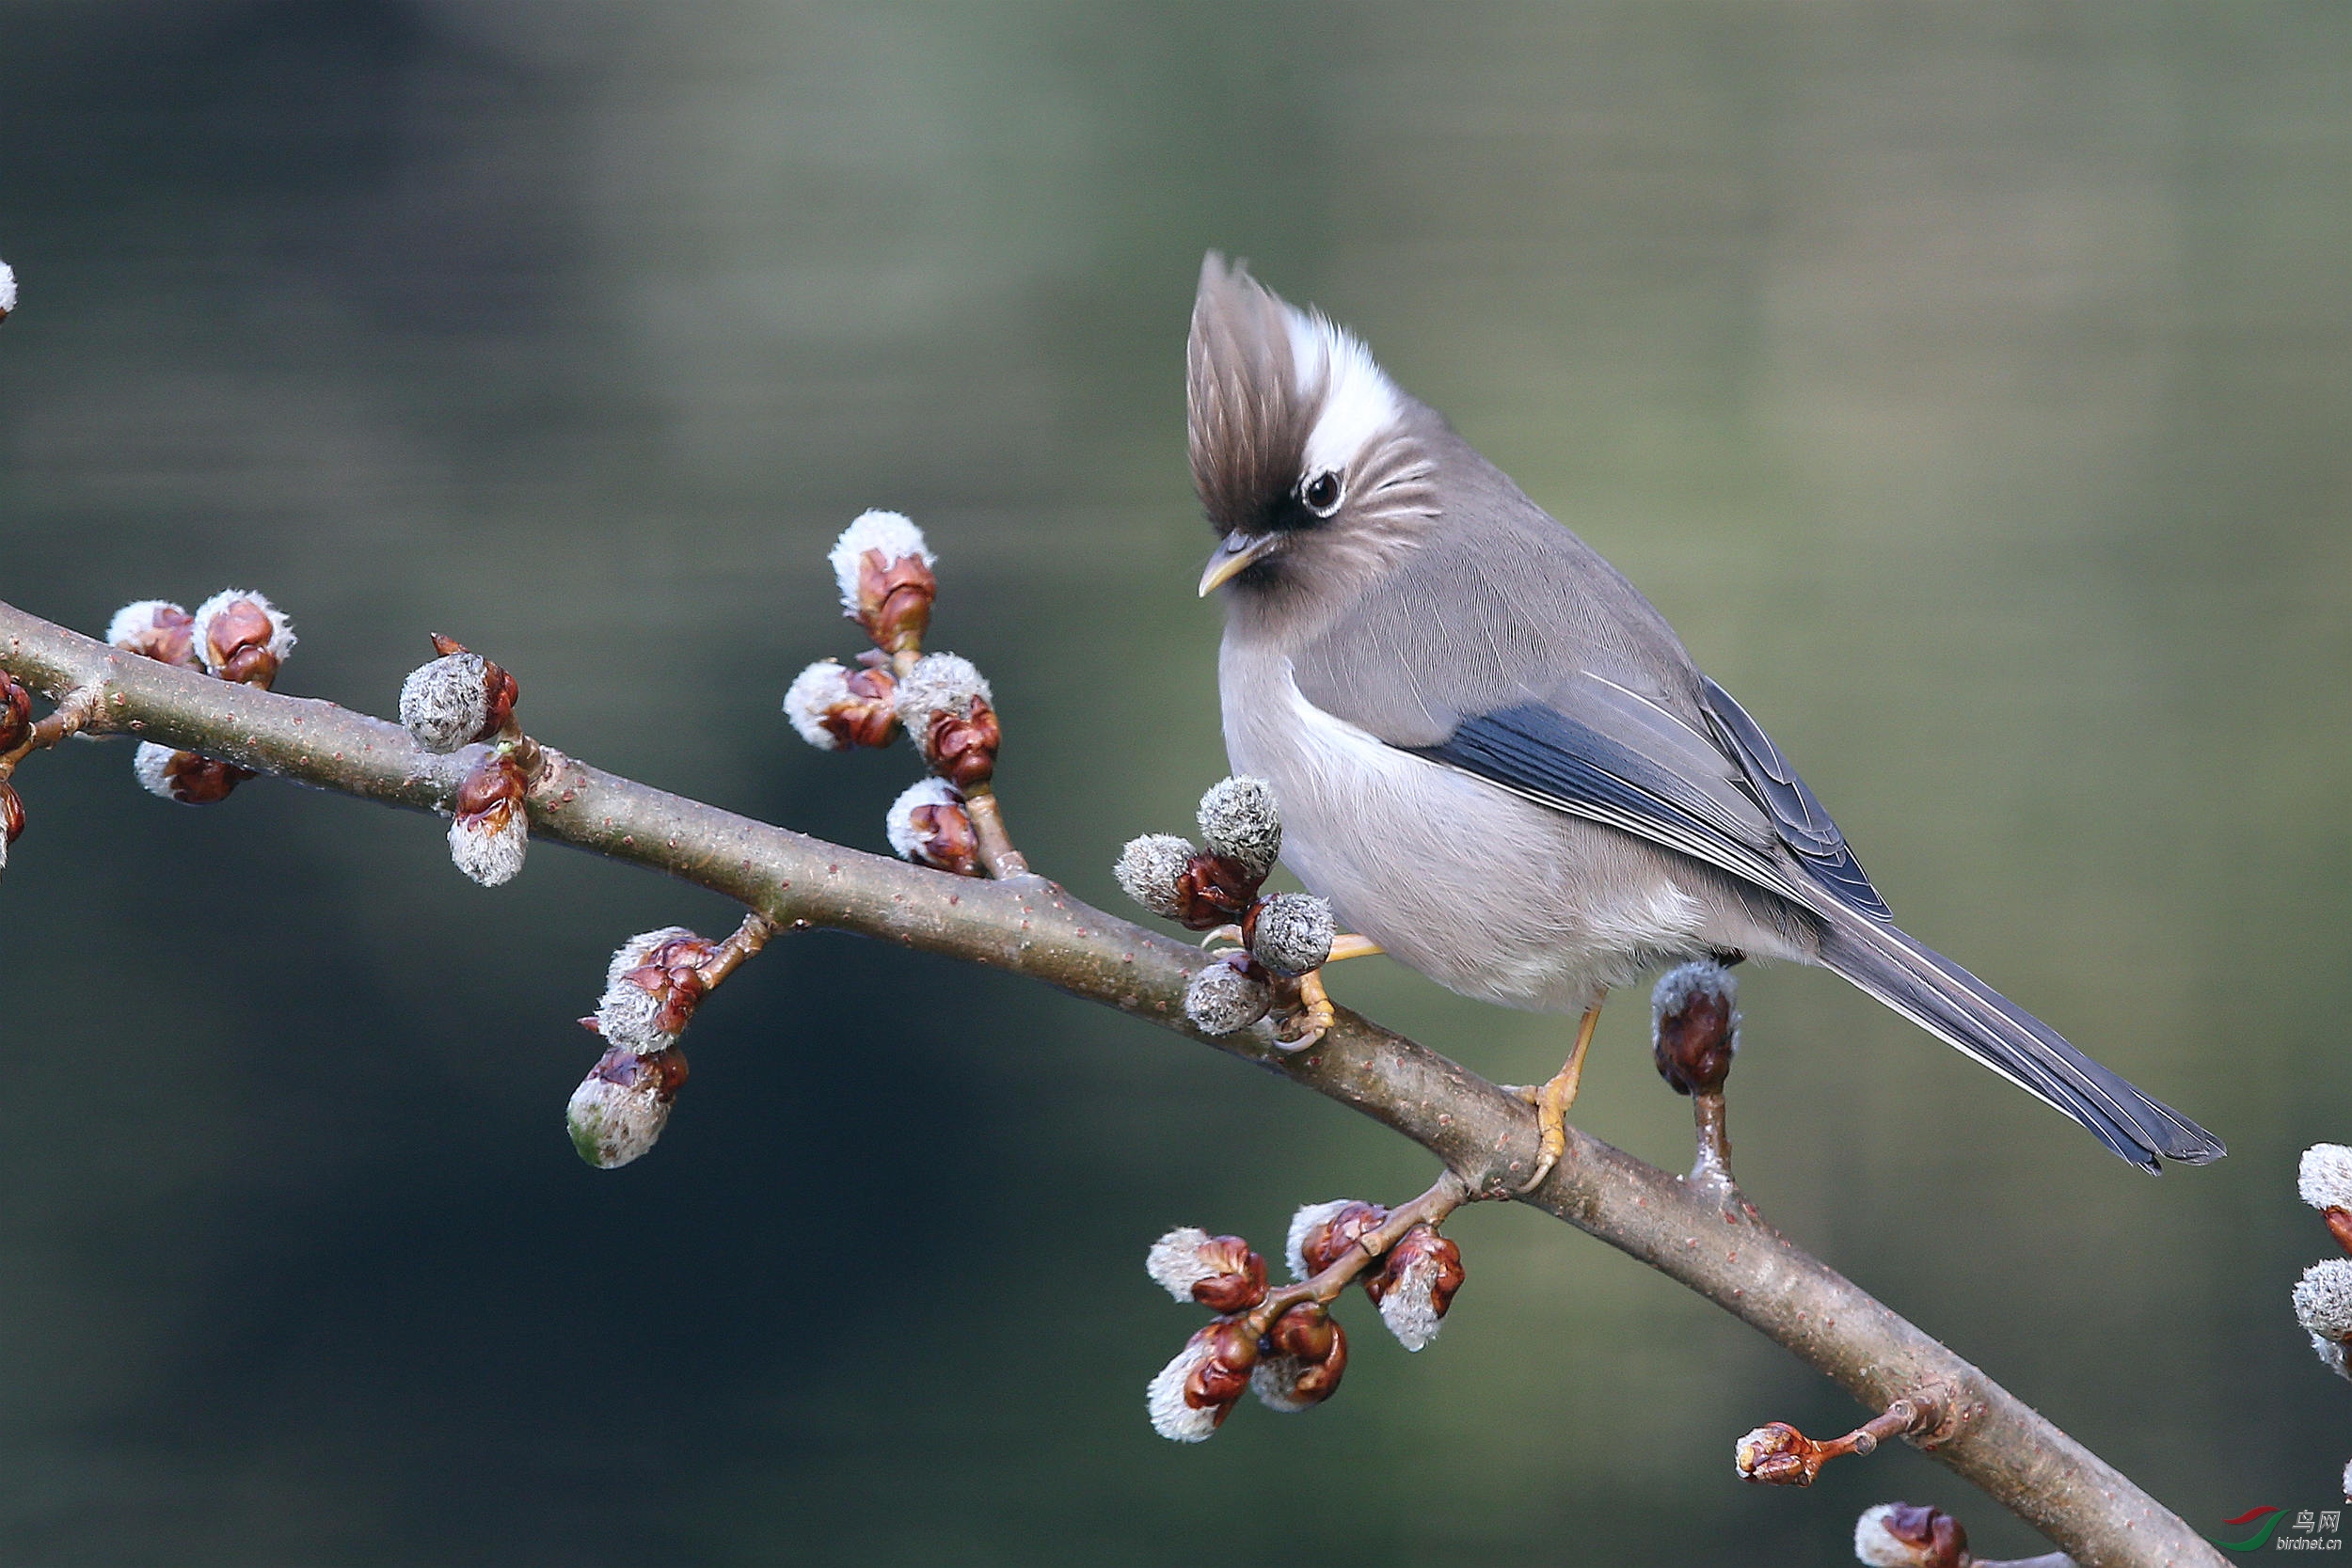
[1270,937,1385,1049]
[1514,1001,1604,1193]
[1199,927,1383,961]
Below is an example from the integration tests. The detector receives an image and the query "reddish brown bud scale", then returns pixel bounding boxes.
[1653,961,1739,1097]
[1183,1319,1260,1416]
[1365,1226,1465,1315]
[2328,1208,2352,1257]
[1187,1238,1268,1313]
[1878,1503,1969,1568]
[202,598,282,689]
[829,663,900,749]
[0,781,24,846]
[0,674,31,753]
[924,696,1001,789]
[1296,1201,1389,1277]
[1261,1301,1347,1406]
[620,943,719,1037]
[905,800,979,875]
[453,752,527,816]
[1170,852,1263,931]
[587,1041,691,1101]
[854,547,938,656]
[163,752,254,804]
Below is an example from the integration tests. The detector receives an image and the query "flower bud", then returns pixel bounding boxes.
[2301,1145,2352,1253]
[829,510,937,655]
[2296,1259,2352,1379]
[1736,1421,1839,1486]
[1252,1300,1348,1412]
[447,750,528,886]
[883,777,980,876]
[132,741,252,805]
[1146,1319,1258,1442]
[592,927,717,1053]
[1113,833,1196,921]
[1197,776,1280,880]
[1853,1503,1969,1568]
[895,653,999,788]
[1285,1198,1389,1281]
[0,672,29,752]
[1652,959,1739,1096]
[0,259,14,323]
[399,636,517,752]
[106,600,199,669]
[1144,1227,1268,1313]
[1244,893,1333,977]
[191,589,295,689]
[1364,1224,1465,1351]
[784,657,899,752]
[566,1042,691,1169]
[1183,957,1271,1036]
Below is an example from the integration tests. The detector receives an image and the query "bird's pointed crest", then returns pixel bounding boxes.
[1187,254,1405,535]
[1187,254,1308,535]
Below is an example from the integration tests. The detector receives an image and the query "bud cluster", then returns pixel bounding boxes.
[1141,1195,1465,1443]
[393,636,538,887]
[110,592,294,807]
[567,927,725,1169]
[1117,777,1336,1036]
[786,513,1014,874]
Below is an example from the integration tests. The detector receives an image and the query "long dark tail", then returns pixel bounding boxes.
[1815,905,2224,1172]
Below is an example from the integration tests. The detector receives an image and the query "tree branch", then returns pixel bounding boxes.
[0,599,2219,1568]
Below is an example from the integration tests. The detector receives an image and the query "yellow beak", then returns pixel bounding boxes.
[1198,532,1278,596]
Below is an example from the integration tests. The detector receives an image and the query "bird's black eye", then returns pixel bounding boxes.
[1301,469,1343,516]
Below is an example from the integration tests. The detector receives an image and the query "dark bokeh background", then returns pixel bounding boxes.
[1,3,2346,1562]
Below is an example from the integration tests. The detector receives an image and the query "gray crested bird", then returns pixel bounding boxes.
[1186,252,2221,1186]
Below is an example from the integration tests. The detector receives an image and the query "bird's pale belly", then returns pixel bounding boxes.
[1219,651,1802,1014]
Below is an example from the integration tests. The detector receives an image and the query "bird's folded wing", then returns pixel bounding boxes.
[1398,669,1895,923]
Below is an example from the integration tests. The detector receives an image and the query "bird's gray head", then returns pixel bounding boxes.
[1187,254,1438,617]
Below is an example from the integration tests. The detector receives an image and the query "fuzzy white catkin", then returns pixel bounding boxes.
[828,510,932,612]
[1182,961,1269,1036]
[105,600,185,650]
[1248,893,1332,976]
[191,588,295,671]
[399,653,493,752]
[566,1073,670,1169]
[1196,775,1280,878]
[1113,834,1194,920]
[1250,1354,1317,1414]
[1144,1227,1218,1303]
[885,777,964,862]
[1145,1337,1220,1443]
[596,974,679,1055]
[892,653,990,728]
[2296,1259,2352,1344]
[608,927,695,989]
[0,260,16,316]
[782,660,853,751]
[1375,1253,1447,1352]
[132,741,181,801]
[1653,958,1740,1029]
[1851,1505,1918,1568]
[1284,1200,1355,1283]
[448,803,527,887]
[2301,1145,2352,1213]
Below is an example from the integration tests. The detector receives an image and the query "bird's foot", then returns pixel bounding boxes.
[1511,1002,1604,1193]
[1263,936,1382,1050]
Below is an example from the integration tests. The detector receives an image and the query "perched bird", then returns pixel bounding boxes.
[1187,253,2221,1186]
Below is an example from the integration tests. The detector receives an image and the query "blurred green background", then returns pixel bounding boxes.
[1,2,2346,1562]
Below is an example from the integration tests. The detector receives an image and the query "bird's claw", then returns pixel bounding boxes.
[1273,967,1337,1050]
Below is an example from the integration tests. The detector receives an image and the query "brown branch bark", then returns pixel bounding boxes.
[0,599,2220,1568]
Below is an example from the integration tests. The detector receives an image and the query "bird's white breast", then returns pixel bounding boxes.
[1217,637,1716,1014]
